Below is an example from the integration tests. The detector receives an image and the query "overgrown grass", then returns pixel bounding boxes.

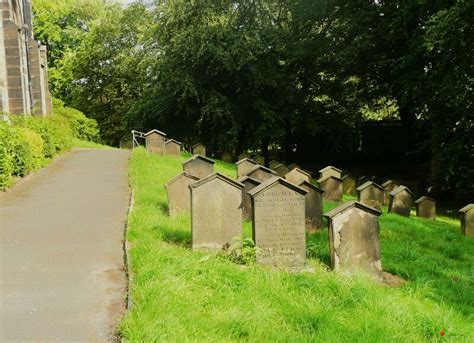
[72,138,115,149]
[120,147,474,342]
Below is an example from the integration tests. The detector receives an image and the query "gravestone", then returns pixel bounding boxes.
[238,176,261,220]
[236,158,258,178]
[389,185,414,217]
[319,166,342,180]
[459,204,474,237]
[319,175,343,202]
[165,139,182,156]
[238,152,250,161]
[324,201,383,280]
[285,168,311,185]
[245,165,277,182]
[274,164,290,177]
[190,173,244,250]
[288,163,300,170]
[166,173,199,216]
[254,155,265,165]
[356,181,384,211]
[382,180,399,206]
[414,196,436,219]
[183,155,215,179]
[269,160,281,169]
[297,180,324,231]
[248,177,307,268]
[221,151,233,162]
[145,129,166,154]
[342,175,357,196]
[192,143,206,156]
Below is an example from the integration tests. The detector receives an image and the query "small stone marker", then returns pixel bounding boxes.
[238,176,261,220]
[190,173,244,250]
[382,180,399,206]
[236,158,258,178]
[414,196,436,219]
[285,168,311,185]
[288,163,300,170]
[192,143,206,156]
[248,177,307,268]
[389,185,414,217]
[269,160,281,169]
[297,180,324,231]
[342,175,357,196]
[165,139,182,156]
[459,204,474,237]
[245,165,277,182]
[221,151,233,162]
[254,155,265,165]
[356,181,384,211]
[319,166,342,180]
[145,129,166,154]
[319,175,343,202]
[324,201,383,280]
[166,173,199,216]
[183,155,215,179]
[273,164,290,177]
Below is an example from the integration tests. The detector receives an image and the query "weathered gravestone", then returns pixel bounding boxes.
[183,155,215,179]
[248,177,307,268]
[238,152,250,161]
[389,185,414,217]
[288,163,300,171]
[285,168,311,185]
[189,173,244,250]
[274,164,290,177]
[166,173,199,216]
[221,151,233,162]
[459,204,474,237]
[254,155,265,165]
[192,143,206,156]
[382,180,399,206]
[414,196,436,220]
[356,181,384,211]
[342,175,357,196]
[238,176,261,220]
[236,158,258,178]
[245,165,277,182]
[269,160,281,169]
[319,166,342,180]
[165,139,182,156]
[297,180,324,231]
[145,129,166,154]
[319,175,343,202]
[324,201,383,280]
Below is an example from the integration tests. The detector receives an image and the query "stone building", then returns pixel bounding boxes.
[0,0,52,116]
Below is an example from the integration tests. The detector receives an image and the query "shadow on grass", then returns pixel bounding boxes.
[160,226,192,248]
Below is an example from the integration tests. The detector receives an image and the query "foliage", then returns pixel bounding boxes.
[0,122,15,188]
[11,128,44,177]
[53,98,100,142]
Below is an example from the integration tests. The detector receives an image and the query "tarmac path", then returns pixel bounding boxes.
[0,148,130,342]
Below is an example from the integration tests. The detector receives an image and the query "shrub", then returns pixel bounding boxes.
[53,98,100,142]
[0,122,15,188]
[11,127,44,176]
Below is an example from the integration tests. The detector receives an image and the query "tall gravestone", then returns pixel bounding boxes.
[389,185,414,217]
[297,180,324,231]
[236,158,258,178]
[245,165,277,182]
[324,201,383,280]
[192,143,206,156]
[414,196,436,220]
[319,166,342,180]
[183,155,215,179]
[285,168,311,185]
[319,176,343,202]
[356,181,384,211]
[459,204,474,237]
[342,175,357,196]
[145,129,166,154]
[190,173,244,250]
[238,176,262,220]
[166,173,199,216]
[248,178,307,268]
[382,180,399,206]
[274,164,290,177]
[165,139,182,156]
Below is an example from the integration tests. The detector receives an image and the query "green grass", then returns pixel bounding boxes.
[120,147,474,342]
[72,138,116,149]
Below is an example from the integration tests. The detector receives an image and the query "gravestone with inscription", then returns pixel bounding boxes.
[245,165,277,182]
[190,173,244,250]
[459,204,474,237]
[285,168,311,185]
[236,158,258,178]
[342,175,357,196]
[382,180,399,206]
[166,173,199,216]
[238,176,262,220]
[319,175,343,202]
[324,201,383,280]
[248,177,307,268]
[356,181,384,211]
[192,143,206,156]
[145,129,166,154]
[165,139,182,156]
[319,166,342,180]
[298,180,324,231]
[274,164,290,177]
[414,196,436,219]
[389,185,414,217]
[183,155,215,179]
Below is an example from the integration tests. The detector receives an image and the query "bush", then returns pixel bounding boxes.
[11,127,44,176]
[0,122,15,188]
[53,98,100,142]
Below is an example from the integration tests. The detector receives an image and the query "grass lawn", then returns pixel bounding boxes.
[120,147,473,342]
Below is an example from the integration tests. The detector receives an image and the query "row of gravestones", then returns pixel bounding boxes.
[144,128,209,157]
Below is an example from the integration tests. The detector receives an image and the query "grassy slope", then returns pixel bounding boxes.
[120,148,473,342]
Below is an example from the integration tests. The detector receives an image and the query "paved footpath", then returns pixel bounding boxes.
[0,148,130,342]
